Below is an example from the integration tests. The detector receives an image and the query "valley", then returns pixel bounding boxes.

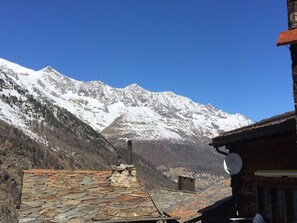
[0,58,252,222]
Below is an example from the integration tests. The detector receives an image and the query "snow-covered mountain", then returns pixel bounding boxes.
[0,58,252,145]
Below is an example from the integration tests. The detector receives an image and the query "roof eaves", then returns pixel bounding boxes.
[198,196,233,214]
[96,216,179,223]
[210,112,295,147]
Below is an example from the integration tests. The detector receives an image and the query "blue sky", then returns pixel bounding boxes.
[0,0,293,121]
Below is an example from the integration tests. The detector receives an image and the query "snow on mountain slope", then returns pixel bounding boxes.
[0,58,252,142]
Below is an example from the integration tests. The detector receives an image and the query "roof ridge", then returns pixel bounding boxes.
[23,169,112,174]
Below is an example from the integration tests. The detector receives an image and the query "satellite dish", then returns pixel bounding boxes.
[224,153,242,175]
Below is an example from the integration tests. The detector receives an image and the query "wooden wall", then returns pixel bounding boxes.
[227,131,297,216]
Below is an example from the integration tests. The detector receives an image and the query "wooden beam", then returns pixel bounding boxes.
[277,29,297,46]
[255,170,297,178]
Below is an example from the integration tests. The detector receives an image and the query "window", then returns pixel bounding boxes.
[290,190,297,223]
[258,187,297,223]
[272,189,286,222]
[258,187,270,219]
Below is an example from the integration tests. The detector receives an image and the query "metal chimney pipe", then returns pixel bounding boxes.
[127,139,132,165]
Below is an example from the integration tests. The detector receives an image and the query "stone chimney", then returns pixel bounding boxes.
[110,164,137,187]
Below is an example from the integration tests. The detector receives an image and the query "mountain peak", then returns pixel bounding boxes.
[125,83,148,93]
[41,66,60,74]
[126,83,142,89]
[42,66,53,70]
[0,58,36,74]
[0,57,253,141]
[40,65,76,83]
[88,80,106,86]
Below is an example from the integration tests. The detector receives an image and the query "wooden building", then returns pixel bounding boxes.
[210,111,297,223]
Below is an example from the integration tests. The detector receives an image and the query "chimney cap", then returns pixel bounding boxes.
[111,164,134,171]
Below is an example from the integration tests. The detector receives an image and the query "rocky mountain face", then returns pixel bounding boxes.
[0,58,252,220]
[0,57,252,179]
[0,58,252,141]
[0,60,176,222]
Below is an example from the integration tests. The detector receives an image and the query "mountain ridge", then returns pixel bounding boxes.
[0,58,252,144]
[0,58,252,221]
[0,64,178,221]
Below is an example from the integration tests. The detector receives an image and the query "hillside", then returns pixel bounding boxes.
[0,58,252,179]
[0,58,252,221]
[0,58,252,142]
[0,119,176,222]
[0,70,176,222]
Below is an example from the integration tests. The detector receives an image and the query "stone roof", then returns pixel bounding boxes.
[149,189,196,213]
[19,169,165,223]
[152,179,231,222]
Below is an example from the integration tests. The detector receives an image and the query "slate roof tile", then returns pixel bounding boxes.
[151,179,231,222]
[19,169,163,223]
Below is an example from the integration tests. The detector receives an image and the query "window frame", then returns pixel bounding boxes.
[257,185,297,223]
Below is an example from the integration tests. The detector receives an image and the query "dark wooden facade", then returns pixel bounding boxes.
[211,112,297,223]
